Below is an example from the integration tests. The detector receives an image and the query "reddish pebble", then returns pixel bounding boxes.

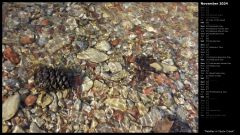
[20,36,34,45]
[111,39,120,46]
[155,74,165,85]
[113,110,124,122]
[143,87,154,95]
[3,47,20,65]
[128,107,140,119]
[25,95,37,107]
[41,19,49,26]
[127,55,136,63]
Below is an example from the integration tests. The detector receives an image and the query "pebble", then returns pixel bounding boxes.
[108,62,122,73]
[74,99,82,111]
[81,76,93,92]
[12,125,25,133]
[137,102,148,116]
[161,63,178,73]
[37,92,53,108]
[49,92,58,112]
[35,117,45,127]
[30,122,46,133]
[2,93,20,121]
[3,47,20,65]
[2,124,9,133]
[25,95,37,107]
[77,48,109,63]
[95,40,111,51]
[62,89,69,98]
[110,39,120,46]
[150,62,162,71]
[104,98,127,112]
[20,36,34,45]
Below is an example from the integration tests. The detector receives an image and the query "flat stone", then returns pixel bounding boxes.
[108,62,122,73]
[2,93,20,121]
[81,76,93,92]
[161,63,178,73]
[30,122,46,133]
[77,48,109,63]
[95,40,111,51]
[12,125,25,133]
[104,98,127,112]
[150,62,162,71]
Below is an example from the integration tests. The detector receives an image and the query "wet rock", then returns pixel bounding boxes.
[81,76,93,92]
[110,70,129,81]
[150,62,162,71]
[93,80,109,95]
[74,99,82,111]
[2,124,9,133]
[161,92,174,107]
[137,102,148,116]
[170,119,192,133]
[30,122,46,133]
[104,98,127,112]
[49,92,58,112]
[2,93,20,121]
[161,63,178,73]
[75,36,89,51]
[37,92,53,108]
[77,48,109,63]
[2,60,15,72]
[95,40,111,51]
[20,35,34,45]
[95,123,113,133]
[110,38,120,46]
[153,118,174,133]
[108,62,122,73]
[37,36,48,46]
[45,35,71,54]
[35,117,45,127]
[12,125,25,133]
[139,107,161,127]
[25,95,37,107]
[3,47,20,65]
[161,59,174,66]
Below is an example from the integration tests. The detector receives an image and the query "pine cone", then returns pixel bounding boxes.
[34,66,75,91]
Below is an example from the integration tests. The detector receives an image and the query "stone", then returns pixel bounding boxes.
[108,62,122,73]
[110,70,129,81]
[104,98,127,112]
[81,76,93,92]
[2,93,20,121]
[77,48,109,63]
[74,99,82,111]
[20,36,34,45]
[2,124,9,133]
[30,122,46,133]
[152,118,174,133]
[3,47,20,65]
[137,102,148,116]
[150,62,162,71]
[95,40,111,51]
[25,95,37,107]
[139,107,162,127]
[12,125,25,133]
[161,63,178,73]
[49,92,58,112]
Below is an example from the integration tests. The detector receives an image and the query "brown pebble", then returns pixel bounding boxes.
[143,87,154,95]
[127,55,136,63]
[41,19,50,26]
[25,95,37,107]
[111,39,120,46]
[20,36,34,45]
[3,47,20,65]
